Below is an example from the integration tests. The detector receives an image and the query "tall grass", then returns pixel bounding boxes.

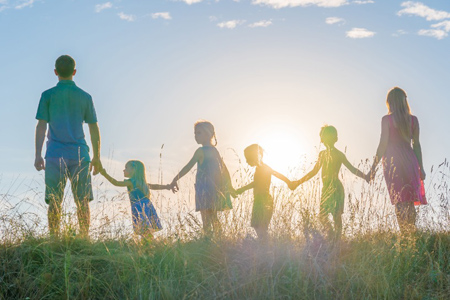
[0,159,449,299]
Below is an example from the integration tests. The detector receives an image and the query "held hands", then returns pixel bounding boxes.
[365,170,375,183]
[234,187,245,197]
[168,181,179,193]
[167,180,179,193]
[90,157,103,175]
[363,173,370,184]
[288,180,301,191]
[230,188,238,198]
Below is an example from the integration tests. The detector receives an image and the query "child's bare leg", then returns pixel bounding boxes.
[319,210,333,238]
[332,212,343,240]
[254,226,269,240]
[141,230,154,242]
[211,212,222,236]
[201,210,221,236]
[395,201,416,234]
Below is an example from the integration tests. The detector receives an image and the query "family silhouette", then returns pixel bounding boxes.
[34,55,427,240]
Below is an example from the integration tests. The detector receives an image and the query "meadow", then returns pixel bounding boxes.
[0,159,449,299]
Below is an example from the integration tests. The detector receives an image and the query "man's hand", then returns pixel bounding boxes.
[90,157,102,175]
[34,156,45,171]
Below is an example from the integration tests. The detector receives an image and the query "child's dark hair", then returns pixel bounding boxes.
[194,120,217,146]
[320,125,338,146]
[55,55,76,78]
[244,144,264,161]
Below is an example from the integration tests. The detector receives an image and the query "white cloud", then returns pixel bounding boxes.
[249,20,273,27]
[209,16,218,22]
[152,12,172,20]
[95,2,113,13]
[353,0,374,4]
[118,12,135,22]
[251,0,348,9]
[179,0,204,4]
[15,0,34,9]
[392,29,407,37]
[431,20,450,32]
[418,29,447,39]
[346,27,375,38]
[398,1,450,21]
[217,20,245,29]
[325,17,345,25]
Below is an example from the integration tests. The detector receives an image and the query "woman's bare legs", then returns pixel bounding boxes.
[395,201,416,233]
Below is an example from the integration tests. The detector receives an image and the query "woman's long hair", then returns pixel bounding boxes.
[386,87,412,141]
[127,160,150,198]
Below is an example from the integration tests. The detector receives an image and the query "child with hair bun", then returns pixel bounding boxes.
[170,120,234,236]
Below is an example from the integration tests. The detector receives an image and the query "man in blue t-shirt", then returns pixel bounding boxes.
[34,55,102,237]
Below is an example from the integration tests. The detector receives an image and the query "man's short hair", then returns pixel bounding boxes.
[55,55,76,78]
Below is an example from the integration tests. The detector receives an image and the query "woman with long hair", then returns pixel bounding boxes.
[368,87,427,233]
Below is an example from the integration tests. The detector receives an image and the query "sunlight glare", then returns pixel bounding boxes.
[253,125,307,176]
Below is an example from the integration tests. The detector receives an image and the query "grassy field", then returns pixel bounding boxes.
[1,160,449,299]
[1,231,449,299]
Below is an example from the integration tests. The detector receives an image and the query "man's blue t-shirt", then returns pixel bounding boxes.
[35,80,97,162]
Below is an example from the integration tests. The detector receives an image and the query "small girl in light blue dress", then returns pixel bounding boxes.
[170,120,234,235]
[101,160,172,237]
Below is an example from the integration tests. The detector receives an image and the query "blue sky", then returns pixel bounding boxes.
[0,0,449,195]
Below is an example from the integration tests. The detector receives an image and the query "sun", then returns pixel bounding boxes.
[253,126,307,176]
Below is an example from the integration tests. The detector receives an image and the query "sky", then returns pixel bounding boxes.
[0,0,449,216]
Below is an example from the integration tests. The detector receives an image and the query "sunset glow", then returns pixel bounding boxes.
[253,125,308,175]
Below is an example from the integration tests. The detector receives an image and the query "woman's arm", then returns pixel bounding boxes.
[170,148,202,185]
[368,116,390,180]
[100,169,132,188]
[412,116,425,180]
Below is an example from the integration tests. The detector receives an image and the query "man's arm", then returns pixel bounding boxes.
[88,123,102,175]
[34,120,47,171]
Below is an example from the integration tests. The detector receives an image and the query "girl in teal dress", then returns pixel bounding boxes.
[291,126,367,239]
